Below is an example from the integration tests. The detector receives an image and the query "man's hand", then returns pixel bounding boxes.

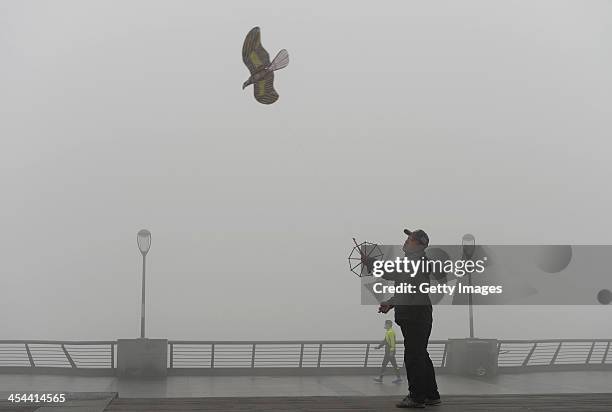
[378,302,394,314]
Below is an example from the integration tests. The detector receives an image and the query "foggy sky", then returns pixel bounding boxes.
[1,1,611,341]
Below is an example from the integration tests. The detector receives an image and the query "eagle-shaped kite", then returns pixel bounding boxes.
[242,27,289,104]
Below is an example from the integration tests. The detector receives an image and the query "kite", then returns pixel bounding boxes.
[242,27,289,105]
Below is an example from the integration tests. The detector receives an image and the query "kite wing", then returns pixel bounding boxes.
[242,27,270,75]
[253,73,279,105]
[269,49,289,71]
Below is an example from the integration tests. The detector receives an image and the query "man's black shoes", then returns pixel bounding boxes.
[395,395,441,408]
[395,396,425,409]
[425,397,442,405]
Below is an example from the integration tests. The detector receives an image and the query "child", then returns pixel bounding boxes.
[373,320,402,383]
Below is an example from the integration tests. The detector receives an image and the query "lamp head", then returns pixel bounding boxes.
[137,229,152,255]
[461,233,476,259]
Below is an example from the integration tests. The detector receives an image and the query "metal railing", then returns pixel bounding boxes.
[0,340,115,374]
[497,339,612,372]
[0,339,610,374]
[168,340,448,371]
[167,339,612,374]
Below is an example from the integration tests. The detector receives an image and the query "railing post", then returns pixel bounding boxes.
[364,343,370,367]
[317,343,323,367]
[110,343,115,369]
[211,343,215,369]
[442,342,448,369]
[550,342,562,365]
[523,342,537,366]
[251,344,256,368]
[61,344,76,368]
[299,343,304,368]
[602,341,610,365]
[586,341,595,364]
[25,344,35,367]
[169,343,174,369]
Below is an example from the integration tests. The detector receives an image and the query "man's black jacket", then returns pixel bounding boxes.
[381,255,433,323]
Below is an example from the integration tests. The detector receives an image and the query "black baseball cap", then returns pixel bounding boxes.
[404,229,429,246]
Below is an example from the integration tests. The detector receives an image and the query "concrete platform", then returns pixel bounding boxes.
[104,393,612,411]
[0,371,611,398]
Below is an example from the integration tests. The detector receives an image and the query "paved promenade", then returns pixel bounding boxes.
[0,371,610,411]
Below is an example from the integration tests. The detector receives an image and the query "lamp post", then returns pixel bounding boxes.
[137,229,152,339]
[462,234,476,338]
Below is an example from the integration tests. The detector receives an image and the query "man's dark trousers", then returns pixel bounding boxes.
[396,320,439,402]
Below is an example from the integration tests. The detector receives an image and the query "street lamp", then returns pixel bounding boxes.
[461,234,476,338]
[137,229,151,339]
